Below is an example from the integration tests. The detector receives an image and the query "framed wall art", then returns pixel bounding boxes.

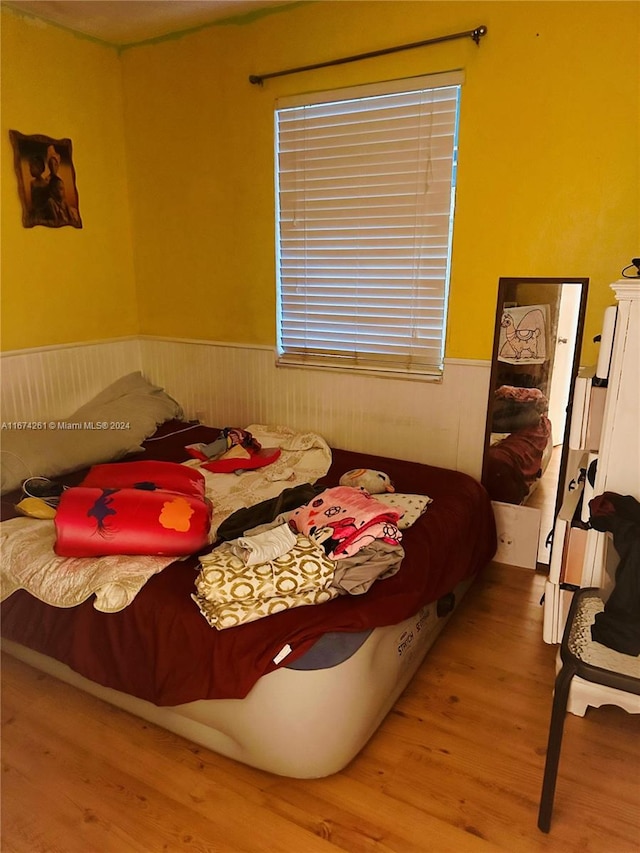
[9,130,82,229]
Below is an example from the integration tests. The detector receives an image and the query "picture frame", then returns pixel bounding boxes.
[9,130,82,229]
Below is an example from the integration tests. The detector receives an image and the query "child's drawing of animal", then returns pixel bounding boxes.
[499,309,545,360]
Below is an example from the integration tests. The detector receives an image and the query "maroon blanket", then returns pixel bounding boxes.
[484,416,552,505]
[1,423,496,704]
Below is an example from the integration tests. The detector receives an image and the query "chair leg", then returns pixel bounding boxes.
[538,662,577,832]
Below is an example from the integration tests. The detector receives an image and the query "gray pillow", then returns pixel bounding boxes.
[1,372,183,495]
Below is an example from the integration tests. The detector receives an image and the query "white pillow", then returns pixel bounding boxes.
[371,493,432,529]
[1,372,183,495]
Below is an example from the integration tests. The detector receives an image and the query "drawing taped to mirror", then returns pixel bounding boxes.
[498,304,549,364]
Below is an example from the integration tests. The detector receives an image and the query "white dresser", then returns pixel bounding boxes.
[544,279,640,643]
[543,279,640,715]
[582,279,640,587]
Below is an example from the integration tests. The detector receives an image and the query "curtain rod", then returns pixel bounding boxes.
[249,25,487,86]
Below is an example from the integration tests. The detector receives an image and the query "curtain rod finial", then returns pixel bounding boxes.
[472,25,488,45]
[249,75,264,86]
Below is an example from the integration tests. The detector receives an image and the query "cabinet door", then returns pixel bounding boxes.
[583,282,640,588]
[596,287,640,496]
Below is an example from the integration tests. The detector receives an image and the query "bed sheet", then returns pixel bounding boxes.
[484,415,552,505]
[0,422,497,704]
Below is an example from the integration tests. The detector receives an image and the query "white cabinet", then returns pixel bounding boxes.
[582,280,640,588]
[544,279,640,642]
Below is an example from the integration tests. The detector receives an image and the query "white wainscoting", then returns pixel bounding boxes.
[140,337,491,478]
[1,337,491,478]
[0,338,143,422]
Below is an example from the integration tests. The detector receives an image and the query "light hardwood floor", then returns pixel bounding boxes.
[2,562,639,852]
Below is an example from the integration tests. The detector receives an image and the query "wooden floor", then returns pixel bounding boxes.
[2,562,639,852]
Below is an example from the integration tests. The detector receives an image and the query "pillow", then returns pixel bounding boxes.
[371,493,432,529]
[0,372,183,495]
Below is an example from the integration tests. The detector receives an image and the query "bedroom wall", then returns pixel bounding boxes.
[0,2,637,476]
[4,1,636,362]
[120,0,638,364]
[0,8,138,352]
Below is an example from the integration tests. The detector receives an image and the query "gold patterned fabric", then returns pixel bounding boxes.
[193,534,338,629]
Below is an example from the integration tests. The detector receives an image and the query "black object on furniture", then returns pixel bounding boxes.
[538,586,640,832]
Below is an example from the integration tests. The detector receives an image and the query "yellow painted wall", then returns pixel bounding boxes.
[2,2,638,364]
[0,9,137,351]
[121,0,638,364]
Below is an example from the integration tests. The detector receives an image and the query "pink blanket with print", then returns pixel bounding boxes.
[288,486,402,559]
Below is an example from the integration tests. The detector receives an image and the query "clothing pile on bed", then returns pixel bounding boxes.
[192,482,432,630]
[185,426,282,473]
[1,413,496,705]
[2,422,433,630]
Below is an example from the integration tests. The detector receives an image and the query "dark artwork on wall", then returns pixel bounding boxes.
[9,130,82,229]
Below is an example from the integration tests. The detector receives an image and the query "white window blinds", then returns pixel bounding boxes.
[275,71,463,377]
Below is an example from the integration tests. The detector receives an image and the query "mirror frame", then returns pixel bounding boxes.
[481,277,589,528]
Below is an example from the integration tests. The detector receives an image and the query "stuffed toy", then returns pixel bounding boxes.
[338,468,395,494]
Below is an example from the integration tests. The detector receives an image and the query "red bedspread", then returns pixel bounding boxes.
[1,423,497,704]
[484,416,552,505]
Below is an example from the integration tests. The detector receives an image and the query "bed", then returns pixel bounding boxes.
[1,377,496,778]
[483,383,554,505]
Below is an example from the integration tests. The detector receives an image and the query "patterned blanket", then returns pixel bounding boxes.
[0,517,175,612]
[193,534,338,629]
[187,424,332,539]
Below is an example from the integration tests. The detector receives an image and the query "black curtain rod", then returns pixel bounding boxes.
[249,25,487,85]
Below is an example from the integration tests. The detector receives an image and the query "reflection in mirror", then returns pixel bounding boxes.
[482,278,589,564]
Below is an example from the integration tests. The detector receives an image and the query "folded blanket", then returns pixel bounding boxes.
[193,585,337,631]
[193,534,338,629]
[495,384,548,408]
[197,534,335,603]
[331,541,405,595]
[0,517,175,613]
[289,486,402,559]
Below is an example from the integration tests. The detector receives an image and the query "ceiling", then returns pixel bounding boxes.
[1,0,296,46]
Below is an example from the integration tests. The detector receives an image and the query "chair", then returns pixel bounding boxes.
[538,586,640,832]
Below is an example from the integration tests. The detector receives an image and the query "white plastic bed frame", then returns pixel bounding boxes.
[2,575,473,778]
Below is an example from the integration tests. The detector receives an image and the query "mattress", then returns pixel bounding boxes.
[2,573,475,778]
[1,420,496,775]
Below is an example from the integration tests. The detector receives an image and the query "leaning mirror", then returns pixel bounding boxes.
[481,277,589,564]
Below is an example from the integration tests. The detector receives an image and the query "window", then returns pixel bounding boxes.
[275,71,463,378]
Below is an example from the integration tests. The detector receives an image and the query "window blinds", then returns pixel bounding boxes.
[275,72,462,377]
